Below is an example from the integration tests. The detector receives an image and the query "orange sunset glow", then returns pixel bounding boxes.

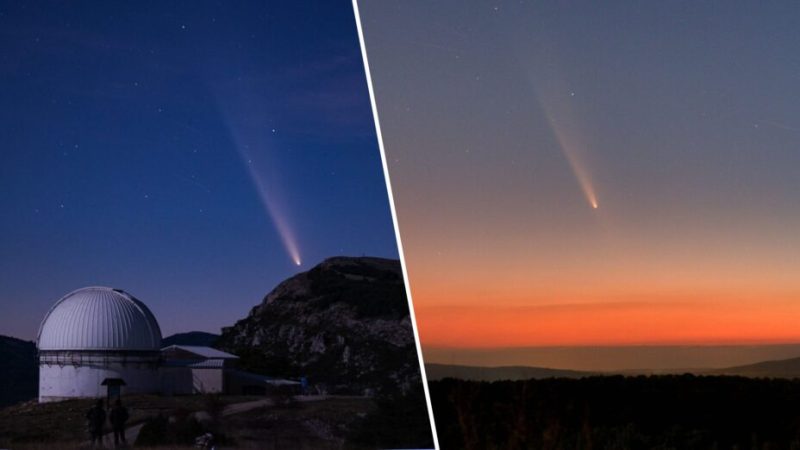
[397,205,800,349]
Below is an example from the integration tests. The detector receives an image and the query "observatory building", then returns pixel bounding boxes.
[37,287,164,403]
[36,286,293,403]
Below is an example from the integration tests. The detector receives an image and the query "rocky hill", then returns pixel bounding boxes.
[0,335,37,407]
[216,256,422,396]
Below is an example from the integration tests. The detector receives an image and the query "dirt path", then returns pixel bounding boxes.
[193,398,274,422]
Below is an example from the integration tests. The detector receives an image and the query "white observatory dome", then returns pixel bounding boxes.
[37,286,162,351]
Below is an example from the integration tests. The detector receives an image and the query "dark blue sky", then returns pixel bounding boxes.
[0,1,398,339]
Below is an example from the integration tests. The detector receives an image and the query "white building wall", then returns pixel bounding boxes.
[39,362,160,403]
[191,368,223,394]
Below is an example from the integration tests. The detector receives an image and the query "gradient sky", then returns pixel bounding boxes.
[359,1,800,367]
[0,1,398,340]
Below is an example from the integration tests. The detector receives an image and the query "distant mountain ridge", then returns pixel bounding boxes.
[428,355,800,382]
[706,356,800,378]
[0,335,37,407]
[426,363,596,381]
[161,331,219,347]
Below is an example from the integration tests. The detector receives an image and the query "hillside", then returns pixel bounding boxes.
[426,363,594,381]
[0,335,37,407]
[161,331,219,347]
[216,256,423,396]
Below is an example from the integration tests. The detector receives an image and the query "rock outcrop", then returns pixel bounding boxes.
[217,256,422,395]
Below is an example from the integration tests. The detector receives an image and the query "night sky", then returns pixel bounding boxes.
[360,1,800,369]
[0,1,398,340]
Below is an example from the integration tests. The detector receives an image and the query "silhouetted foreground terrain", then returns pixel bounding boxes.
[431,375,800,450]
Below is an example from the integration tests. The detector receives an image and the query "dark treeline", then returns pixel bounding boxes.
[430,375,800,450]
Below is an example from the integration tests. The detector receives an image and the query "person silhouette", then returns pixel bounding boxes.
[86,399,106,447]
[109,398,130,447]
[300,376,309,395]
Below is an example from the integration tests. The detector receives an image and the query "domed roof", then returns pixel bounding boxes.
[37,287,162,351]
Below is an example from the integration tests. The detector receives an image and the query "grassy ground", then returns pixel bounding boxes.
[0,394,259,447]
[0,397,95,445]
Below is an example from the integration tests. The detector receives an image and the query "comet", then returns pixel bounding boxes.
[548,119,599,210]
[535,86,600,210]
[236,144,303,267]
[209,71,304,267]
[520,54,600,211]
[213,94,303,266]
